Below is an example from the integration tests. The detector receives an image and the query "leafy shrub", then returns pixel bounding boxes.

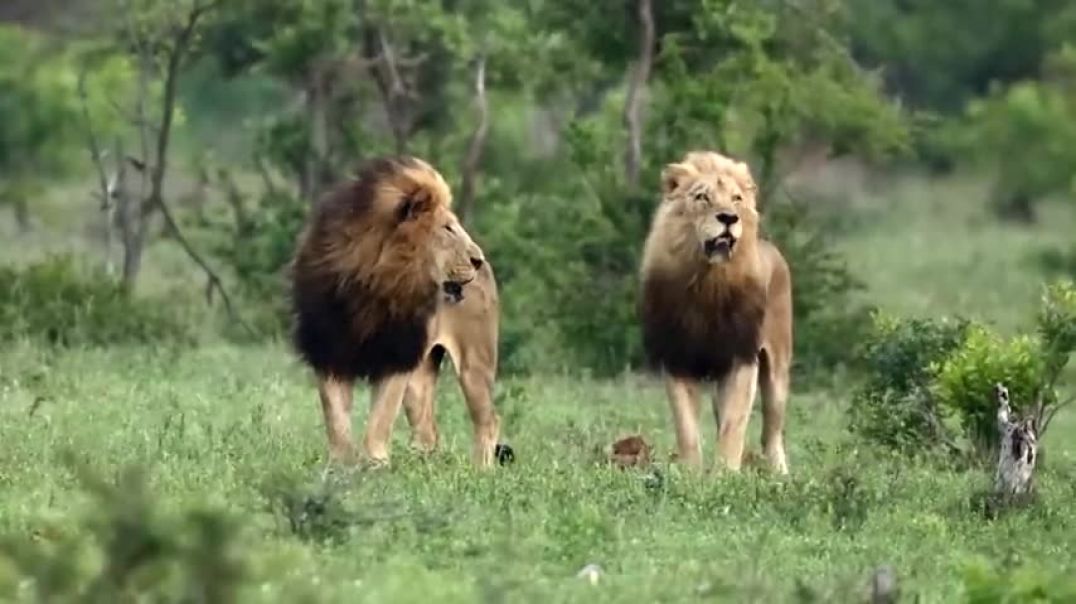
[961,557,1076,603]
[0,256,194,346]
[207,188,307,336]
[943,48,1076,222]
[848,314,971,454]
[934,327,1044,452]
[0,461,246,603]
[849,280,1076,459]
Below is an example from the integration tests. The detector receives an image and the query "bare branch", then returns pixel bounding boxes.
[377,28,407,98]
[622,0,655,188]
[364,25,422,154]
[156,195,253,335]
[76,72,112,212]
[76,70,115,274]
[100,95,160,136]
[457,55,489,225]
[147,1,212,211]
[1040,394,1076,437]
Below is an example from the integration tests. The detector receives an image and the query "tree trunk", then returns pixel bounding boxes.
[994,383,1037,496]
[457,56,489,226]
[303,69,331,204]
[121,225,146,292]
[364,26,415,155]
[622,0,655,188]
[118,183,147,293]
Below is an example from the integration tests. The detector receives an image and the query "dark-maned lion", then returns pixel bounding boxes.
[290,156,501,467]
[638,151,793,474]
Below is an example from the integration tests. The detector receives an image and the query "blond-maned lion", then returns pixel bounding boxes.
[638,150,793,474]
[290,156,502,467]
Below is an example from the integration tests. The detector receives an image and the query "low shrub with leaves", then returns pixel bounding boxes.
[0,461,246,603]
[933,327,1045,452]
[0,256,195,347]
[960,556,1076,602]
[849,280,1076,459]
[847,314,971,454]
[205,188,307,336]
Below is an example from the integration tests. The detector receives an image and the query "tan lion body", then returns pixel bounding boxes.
[638,151,793,473]
[401,264,500,462]
[290,156,500,467]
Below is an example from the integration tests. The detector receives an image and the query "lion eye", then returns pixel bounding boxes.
[732,194,743,203]
[693,191,709,202]
[443,224,454,233]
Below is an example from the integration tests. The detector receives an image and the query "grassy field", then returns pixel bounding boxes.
[1,344,1074,602]
[1,172,1075,602]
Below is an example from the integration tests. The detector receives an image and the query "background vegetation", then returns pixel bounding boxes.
[1,0,1074,601]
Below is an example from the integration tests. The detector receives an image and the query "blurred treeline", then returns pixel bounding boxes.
[1,0,1074,378]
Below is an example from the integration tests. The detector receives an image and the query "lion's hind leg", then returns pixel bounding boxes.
[403,346,445,454]
[758,348,790,475]
[459,365,499,468]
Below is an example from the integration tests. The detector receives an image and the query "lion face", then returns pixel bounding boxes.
[661,157,759,265]
[427,210,485,304]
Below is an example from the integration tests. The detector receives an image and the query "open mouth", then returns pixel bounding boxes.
[704,234,736,259]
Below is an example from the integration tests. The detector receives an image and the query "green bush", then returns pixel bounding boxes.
[208,188,307,336]
[934,327,1045,452]
[0,256,194,347]
[848,314,971,454]
[0,461,246,603]
[961,557,1076,603]
[849,280,1076,459]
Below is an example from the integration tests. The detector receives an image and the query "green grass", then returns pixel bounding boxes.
[1,343,1075,602]
[1,171,1075,601]
[836,174,1076,332]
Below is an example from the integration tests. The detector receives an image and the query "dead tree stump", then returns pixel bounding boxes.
[993,383,1038,496]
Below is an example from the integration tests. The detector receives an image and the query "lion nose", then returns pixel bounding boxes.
[470,257,484,270]
[716,212,739,226]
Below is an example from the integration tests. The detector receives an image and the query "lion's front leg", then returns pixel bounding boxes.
[363,372,411,465]
[665,376,703,469]
[317,374,356,463]
[713,362,759,472]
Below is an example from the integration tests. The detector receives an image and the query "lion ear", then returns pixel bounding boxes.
[396,189,433,222]
[661,163,695,197]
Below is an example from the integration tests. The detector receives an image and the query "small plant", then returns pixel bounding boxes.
[265,476,359,544]
[0,256,194,347]
[847,313,971,454]
[934,327,1044,453]
[0,458,246,603]
[961,556,1076,603]
[849,280,1076,460]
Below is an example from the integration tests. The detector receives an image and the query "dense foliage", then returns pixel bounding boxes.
[849,280,1076,459]
[0,257,195,346]
[0,0,1073,379]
